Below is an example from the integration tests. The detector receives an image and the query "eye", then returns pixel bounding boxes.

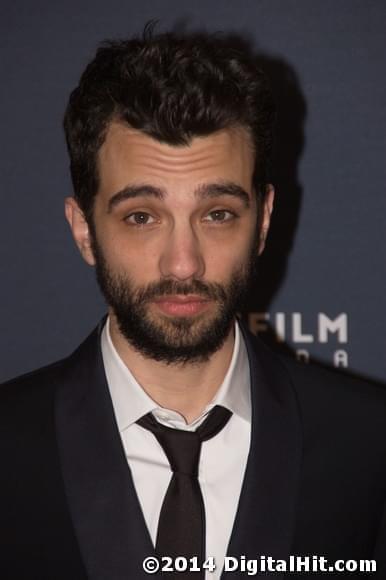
[204,210,236,223]
[125,212,156,226]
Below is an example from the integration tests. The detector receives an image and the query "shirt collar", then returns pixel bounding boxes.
[101,317,251,432]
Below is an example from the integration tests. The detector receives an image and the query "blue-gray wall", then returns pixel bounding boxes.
[1,0,385,383]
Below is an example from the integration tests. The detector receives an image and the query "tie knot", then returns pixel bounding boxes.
[137,405,232,477]
[157,429,201,476]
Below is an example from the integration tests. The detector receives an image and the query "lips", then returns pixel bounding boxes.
[152,295,211,316]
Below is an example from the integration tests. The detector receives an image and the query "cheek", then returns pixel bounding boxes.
[115,242,163,285]
[204,238,253,278]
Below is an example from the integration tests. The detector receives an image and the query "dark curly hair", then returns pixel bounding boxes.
[63,26,276,222]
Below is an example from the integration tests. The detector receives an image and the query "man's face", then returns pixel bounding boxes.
[66,122,273,364]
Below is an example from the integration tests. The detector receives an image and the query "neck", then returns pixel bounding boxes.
[108,313,236,424]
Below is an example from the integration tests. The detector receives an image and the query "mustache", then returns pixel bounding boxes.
[134,279,227,302]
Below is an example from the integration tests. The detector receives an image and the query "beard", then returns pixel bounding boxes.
[92,238,257,365]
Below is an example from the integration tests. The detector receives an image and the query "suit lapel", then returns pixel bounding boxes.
[55,321,160,580]
[223,325,302,578]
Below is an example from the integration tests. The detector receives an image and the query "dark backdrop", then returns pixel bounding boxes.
[1,0,385,383]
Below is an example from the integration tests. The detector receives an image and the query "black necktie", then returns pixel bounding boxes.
[137,405,232,577]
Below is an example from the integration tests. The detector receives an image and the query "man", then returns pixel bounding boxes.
[1,28,386,580]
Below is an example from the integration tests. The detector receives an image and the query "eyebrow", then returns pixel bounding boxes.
[195,182,250,208]
[107,180,251,213]
[107,185,164,212]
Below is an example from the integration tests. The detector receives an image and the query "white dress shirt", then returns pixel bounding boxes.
[101,318,251,578]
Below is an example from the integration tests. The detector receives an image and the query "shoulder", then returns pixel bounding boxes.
[276,350,386,459]
[279,352,386,416]
[0,358,70,430]
[247,333,386,486]
[0,320,103,413]
[0,322,103,469]
[245,327,386,439]
[1,357,69,391]
[0,319,104,433]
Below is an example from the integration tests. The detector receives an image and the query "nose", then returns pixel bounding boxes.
[159,225,205,281]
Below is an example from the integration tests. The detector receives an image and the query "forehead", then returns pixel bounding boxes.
[97,122,255,198]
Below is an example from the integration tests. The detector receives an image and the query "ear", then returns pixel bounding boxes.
[64,197,96,266]
[258,184,275,255]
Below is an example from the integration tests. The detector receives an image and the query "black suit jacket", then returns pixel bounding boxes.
[1,320,386,579]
